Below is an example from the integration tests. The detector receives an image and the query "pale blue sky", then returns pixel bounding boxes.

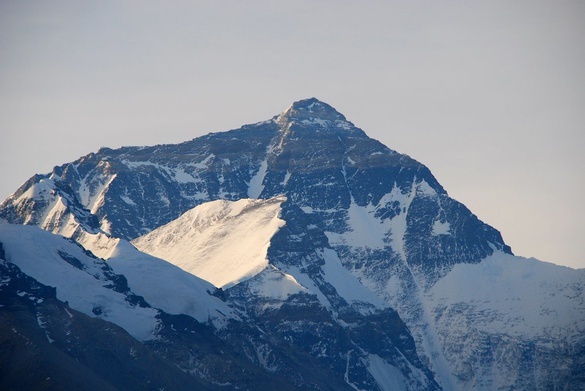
[1,1,584,268]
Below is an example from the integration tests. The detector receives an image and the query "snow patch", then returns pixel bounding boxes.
[324,183,418,259]
[283,265,334,310]
[248,158,268,199]
[300,118,329,127]
[247,265,308,300]
[86,174,117,214]
[432,220,451,236]
[192,153,215,169]
[364,354,407,391]
[281,171,292,186]
[320,248,385,310]
[325,203,387,250]
[76,231,121,260]
[120,195,136,206]
[416,180,437,197]
[173,168,198,183]
[17,178,55,202]
[383,183,417,259]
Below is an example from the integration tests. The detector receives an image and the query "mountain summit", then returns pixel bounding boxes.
[279,97,349,124]
[1,98,583,390]
[276,98,366,141]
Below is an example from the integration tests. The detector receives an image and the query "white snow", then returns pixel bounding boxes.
[120,195,136,206]
[383,184,417,259]
[88,174,117,214]
[432,220,451,236]
[416,180,437,197]
[0,223,159,341]
[281,171,292,186]
[36,315,54,343]
[405,251,585,389]
[77,178,90,206]
[324,201,384,249]
[324,182,421,259]
[363,354,407,391]
[300,118,329,127]
[120,159,156,169]
[192,153,215,169]
[55,226,235,327]
[132,197,287,289]
[248,158,268,199]
[283,265,335,310]
[320,248,385,310]
[173,167,198,183]
[428,251,585,339]
[76,231,121,260]
[13,179,88,238]
[39,197,68,229]
[276,249,386,315]
[121,160,202,185]
[343,201,388,248]
[16,178,55,202]
[108,239,235,326]
[247,265,308,300]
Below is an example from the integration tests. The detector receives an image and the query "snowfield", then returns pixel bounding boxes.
[132,196,287,288]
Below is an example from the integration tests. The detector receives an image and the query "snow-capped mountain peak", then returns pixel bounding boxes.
[276,97,361,134]
[1,98,583,390]
[280,97,347,122]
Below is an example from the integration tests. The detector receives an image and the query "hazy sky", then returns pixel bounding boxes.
[1,1,584,268]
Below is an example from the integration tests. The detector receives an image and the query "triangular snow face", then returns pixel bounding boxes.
[132,196,287,288]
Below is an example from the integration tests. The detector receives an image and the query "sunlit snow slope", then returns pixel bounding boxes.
[132,196,286,288]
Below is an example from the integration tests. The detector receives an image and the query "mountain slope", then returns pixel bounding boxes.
[133,196,287,288]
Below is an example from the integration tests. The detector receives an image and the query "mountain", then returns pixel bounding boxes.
[1,97,583,390]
